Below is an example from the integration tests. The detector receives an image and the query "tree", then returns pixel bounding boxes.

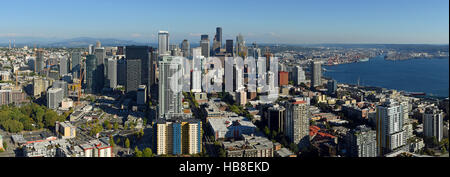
[125,138,130,147]
[43,110,59,128]
[109,136,115,147]
[103,120,111,130]
[263,126,270,137]
[134,146,142,157]
[114,122,119,130]
[116,138,121,145]
[143,148,153,157]
[138,129,144,138]
[218,148,226,157]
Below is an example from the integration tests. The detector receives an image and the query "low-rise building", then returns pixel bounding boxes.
[208,116,256,140]
[222,134,273,157]
[55,121,76,139]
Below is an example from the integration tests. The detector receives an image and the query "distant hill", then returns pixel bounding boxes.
[0,37,158,48]
[47,37,150,47]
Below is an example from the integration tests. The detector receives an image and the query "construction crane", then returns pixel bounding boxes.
[76,61,85,105]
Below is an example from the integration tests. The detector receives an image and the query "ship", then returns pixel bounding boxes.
[359,58,369,62]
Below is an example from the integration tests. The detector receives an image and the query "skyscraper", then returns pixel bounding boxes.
[94,47,105,89]
[327,79,337,95]
[59,57,68,77]
[345,125,378,157]
[137,85,147,105]
[216,27,222,46]
[85,55,100,94]
[267,105,286,132]
[235,34,247,57]
[47,87,63,109]
[291,66,306,86]
[376,99,406,155]
[226,40,233,55]
[126,58,141,96]
[88,44,94,55]
[158,31,170,56]
[248,43,261,59]
[213,27,222,55]
[285,99,310,150]
[158,56,183,119]
[52,80,68,98]
[311,61,322,88]
[35,50,44,74]
[423,106,444,142]
[125,46,150,86]
[106,58,117,89]
[117,46,124,55]
[117,57,126,87]
[181,39,190,57]
[200,35,210,58]
[71,52,81,78]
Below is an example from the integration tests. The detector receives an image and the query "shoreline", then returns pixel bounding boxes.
[323,56,449,98]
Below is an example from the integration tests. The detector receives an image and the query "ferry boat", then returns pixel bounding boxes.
[359,58,369,62]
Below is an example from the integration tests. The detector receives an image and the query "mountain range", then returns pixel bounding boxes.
[0,37,156,48]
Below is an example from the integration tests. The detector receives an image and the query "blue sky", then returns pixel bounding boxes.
[0,0,448,44]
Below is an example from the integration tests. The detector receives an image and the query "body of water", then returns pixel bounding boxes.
[323,55,449,97]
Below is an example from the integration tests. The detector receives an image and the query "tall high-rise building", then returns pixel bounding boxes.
[32,77,50,97]
[95,41,101,48]
[125,46,150,86]
[149,49,157,88]
[117,58,127,87]
[106,58,117,89]
[154,118,202,155]
[94,47,105,66]
[311,61,322,88]
[267,105,286,133]
[235,34,247,57]
[52,80,68,98]
[47,87,63,109]
[158,31,170,56]
[35,50,44,74]
[291,66,306,86]
[423,106,444,142]
[200,35,210,58]
[284,99,310,150]
[85,55,101,94]
[226,40,234,55]
[216,27,222,46]
[88,44,94,55]
[137,85,147,105]
[59,57,68,77]
[71,52,81,78]
[94,47,105,88]
[126,58,141,96]
[376,99,406,155]
[327,80,337,95]
[181,40,190,57]
[279,71,289,86]
[345,125,378,157]
[212,27,222,55]
[158,56,183,119]
[248,43,261,59]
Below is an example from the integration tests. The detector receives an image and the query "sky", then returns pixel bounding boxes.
[0,0,448,44]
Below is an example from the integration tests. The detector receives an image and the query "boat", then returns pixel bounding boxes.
[359,58,369,62]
